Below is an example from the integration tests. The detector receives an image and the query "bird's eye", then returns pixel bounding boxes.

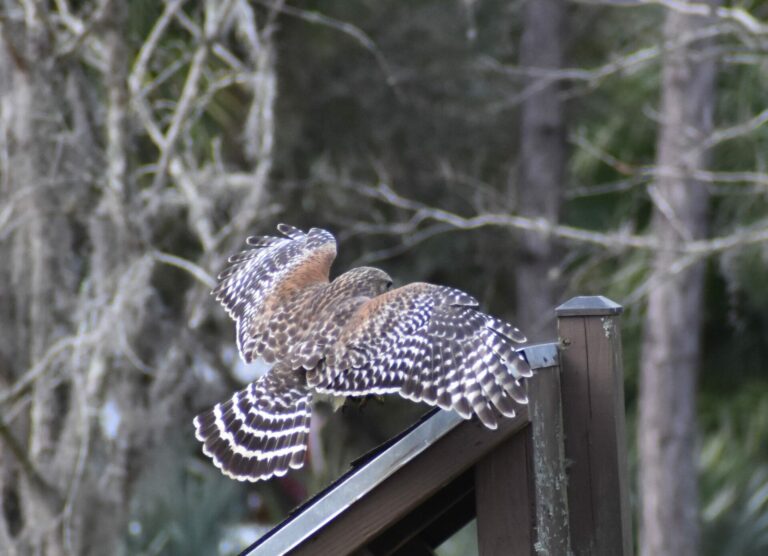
[386,280,393,290]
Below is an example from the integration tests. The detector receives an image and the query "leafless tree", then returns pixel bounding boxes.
[639,2,720,555]
[515,0,566,340]
[0,1,276,553]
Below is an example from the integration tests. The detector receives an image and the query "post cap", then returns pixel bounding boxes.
[555,295,623,317]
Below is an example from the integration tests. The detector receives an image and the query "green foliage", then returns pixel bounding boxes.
[700,392,768,556]
[122,443,244,556]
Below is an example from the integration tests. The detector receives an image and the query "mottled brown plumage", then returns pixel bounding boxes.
[195,224,530,481]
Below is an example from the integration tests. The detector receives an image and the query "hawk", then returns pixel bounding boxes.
[194,224,531,481]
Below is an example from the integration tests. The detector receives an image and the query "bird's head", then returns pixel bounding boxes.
[333,266,393,298]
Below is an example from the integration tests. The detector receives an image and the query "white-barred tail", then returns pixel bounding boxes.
[194,365,311,481]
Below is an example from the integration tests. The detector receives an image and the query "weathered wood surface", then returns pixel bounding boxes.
[290,410,530,555]
[475,357,569,556]
[556,296,632,556]
[475,427,535,556]
[529,364,570,555]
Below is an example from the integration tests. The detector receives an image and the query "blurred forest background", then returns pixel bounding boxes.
[1,0,768,555]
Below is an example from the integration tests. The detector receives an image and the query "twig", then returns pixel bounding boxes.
[349,223,455,266]
[575,0,768,36]
[150,0,237,191]
[0,333,98,406]
[253,0,401,92]
[0,417,63,514]
[649,0,768,36]
[702,106,768,149]
[129,0,186,100]
[128,0,186,147]
[152,250,216,288]
[150,44,209,190]
[482,24,724,113]
[55,0,112,59]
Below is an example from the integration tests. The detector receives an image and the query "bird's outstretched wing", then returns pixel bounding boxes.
[212,224,337,364]
[194,364,312,482]
[313,283,531,429]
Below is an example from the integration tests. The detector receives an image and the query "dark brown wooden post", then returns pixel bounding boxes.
[556,296,632,556]
[528,359,570,554]
[475,341,568,556]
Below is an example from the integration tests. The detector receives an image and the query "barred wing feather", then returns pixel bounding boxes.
[212,224,337,364]
[315,283,531,428]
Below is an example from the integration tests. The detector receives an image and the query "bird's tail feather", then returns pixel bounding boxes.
[193,365,311,481]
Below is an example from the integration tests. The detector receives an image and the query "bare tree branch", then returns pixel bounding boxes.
[650,0,768,35]
[0,417,63,515]
[128,0,186,147]
[701,106,768,149]
[354,182,768,260]
[153,250,216,288]
[355,182,658,249]
[147,0,241,195]
[481,23,725,113]
[577,0,768,37]
[253,0,401,92]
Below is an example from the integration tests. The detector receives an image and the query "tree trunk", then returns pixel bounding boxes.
[515,0,566,340]
[639,3,719,555]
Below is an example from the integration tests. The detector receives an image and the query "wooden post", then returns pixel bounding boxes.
[528,363,570,555]
[556,296,632,556]
[475,342,569,556]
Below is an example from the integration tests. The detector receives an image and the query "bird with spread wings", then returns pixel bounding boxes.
[194,224,531,481]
